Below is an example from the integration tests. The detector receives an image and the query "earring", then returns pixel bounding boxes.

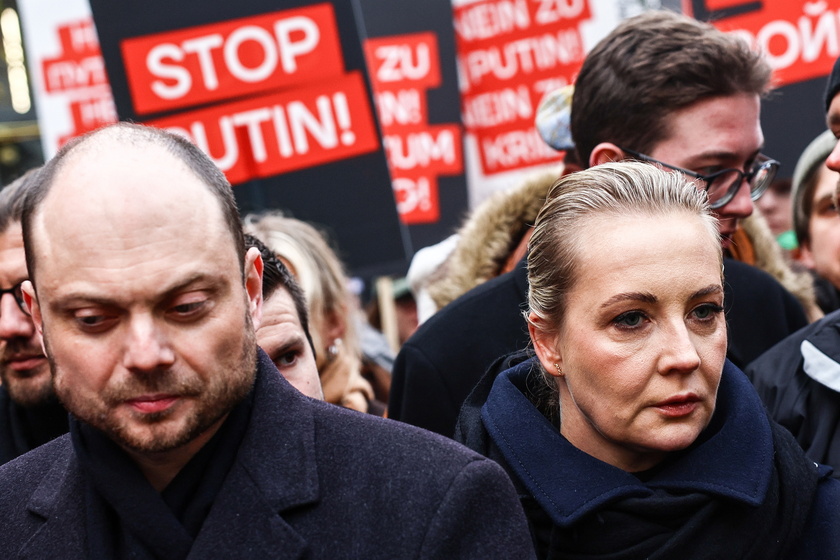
[327,338,342,361]
[553,363,563,376]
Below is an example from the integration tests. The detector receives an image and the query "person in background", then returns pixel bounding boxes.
[457,162,840,559]
[756,178,797,251]
[0,122,536,559]
[390,10,811,438]
[245,233,323,401]
[0,168,68,464]
[366,277,418,349]
[790,129,840,313]
[244,212,388,415]
[745,57,840,476]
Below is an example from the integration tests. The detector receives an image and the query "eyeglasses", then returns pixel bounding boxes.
[0,281,27,316]
[620,147,780,209]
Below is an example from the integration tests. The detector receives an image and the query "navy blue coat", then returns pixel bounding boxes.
[457,355,840,558]
[0,351,535,559]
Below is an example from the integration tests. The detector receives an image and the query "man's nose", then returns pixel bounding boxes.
[122,315,176,372]
[0,292,34,341]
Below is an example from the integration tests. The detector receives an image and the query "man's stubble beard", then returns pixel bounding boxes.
[46,313,258,455]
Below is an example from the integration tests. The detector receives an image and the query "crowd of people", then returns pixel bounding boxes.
[0,8,838,559]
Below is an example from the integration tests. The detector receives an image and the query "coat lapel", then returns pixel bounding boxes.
[18,437,87,559]
[189,352,321,559]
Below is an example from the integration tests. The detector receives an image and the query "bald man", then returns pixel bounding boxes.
[0,123,534,559]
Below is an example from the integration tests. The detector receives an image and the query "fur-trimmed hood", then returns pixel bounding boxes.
[426,172,557,310]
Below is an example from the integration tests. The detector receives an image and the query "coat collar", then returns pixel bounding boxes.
[21,350,321,559]
[190,350,320,558]
[800,311,840,392]
[481,359,774,527]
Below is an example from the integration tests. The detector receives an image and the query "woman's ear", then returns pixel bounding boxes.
[528,311,563,378]
[589,142,626,167]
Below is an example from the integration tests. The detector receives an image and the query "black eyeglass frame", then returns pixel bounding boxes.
[619,147,780,209]
[0,281,28,316]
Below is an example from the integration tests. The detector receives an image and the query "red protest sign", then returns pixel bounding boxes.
[42,19,109,93]
[393,173,440,223]
[365,31,463,225]
[383,124,463,175]
[453,0,590,175]
[147,71,379,184]
[688,0,840,87]
[121,3,345,115]
[374,87,429,128]
[365,32,441,89]
[475,123,562,173]
[57,92,118,147]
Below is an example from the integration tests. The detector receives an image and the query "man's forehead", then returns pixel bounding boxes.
[39,143,216,230]
[30,140,237,279]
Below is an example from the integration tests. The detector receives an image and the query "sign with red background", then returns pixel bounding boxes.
[365,32,464,224]
[90,0,407,276]
[122,5,345,115]
[454,0,591,175]
[685,0,840,87]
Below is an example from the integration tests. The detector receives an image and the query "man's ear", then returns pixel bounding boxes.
[21,281,45,349]
[528,311,564,378]
[589,142,626,167]
[244,247,263,330]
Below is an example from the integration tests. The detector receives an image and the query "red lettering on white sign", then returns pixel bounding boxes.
[42,19,109,92]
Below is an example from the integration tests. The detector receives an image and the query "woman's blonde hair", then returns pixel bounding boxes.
[527,160,721,336]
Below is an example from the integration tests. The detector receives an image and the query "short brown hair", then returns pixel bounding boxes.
[571,10,772,166]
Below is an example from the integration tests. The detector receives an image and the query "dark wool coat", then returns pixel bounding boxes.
[0,385,68,466]
[0,351,536,559]
[746,307,840,477]
[389,257,808,437]
[456,355,840,559]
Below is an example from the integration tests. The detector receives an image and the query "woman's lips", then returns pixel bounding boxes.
[654,394,701,418]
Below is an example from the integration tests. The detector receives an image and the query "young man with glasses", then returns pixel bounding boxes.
[743,57,840,477]
[390,10,809,438]
[0,168,68,464]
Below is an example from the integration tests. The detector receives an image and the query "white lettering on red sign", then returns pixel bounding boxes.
[146,17,320,101]
[376,89,424,127]
[533,0,587,25]
[374,43,432,83]
[454,0,531,41]
[463,28,583,89]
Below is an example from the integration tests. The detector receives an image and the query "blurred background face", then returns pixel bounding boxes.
[256,287,322,400]
[800,164,840,289]
[0,223,50,406]
[755,179,793,237]
[533,212,726,473]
